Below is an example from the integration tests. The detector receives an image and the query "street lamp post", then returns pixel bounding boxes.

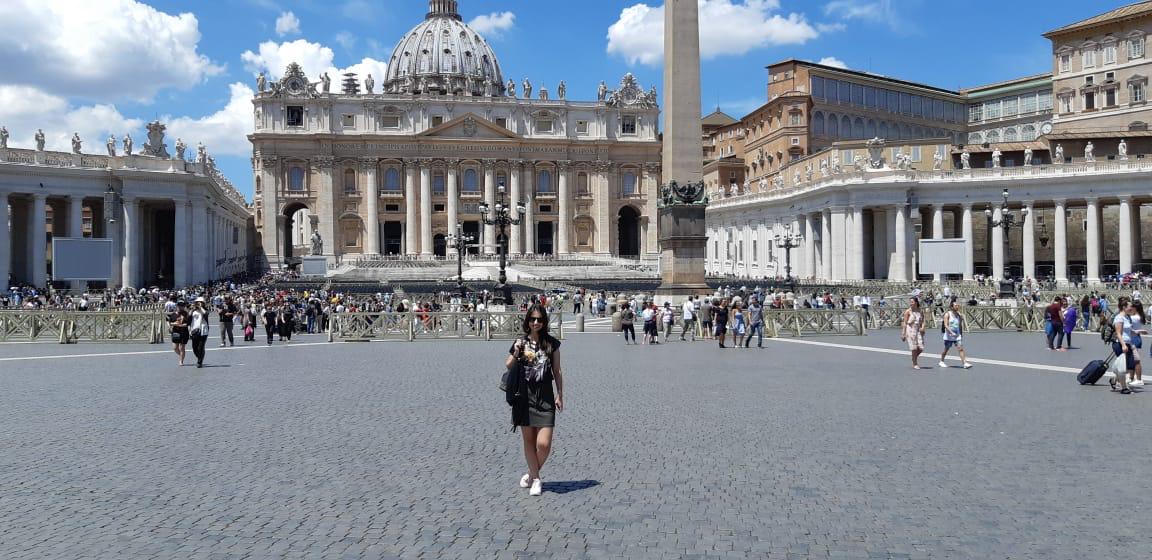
[775,221,803,284]
[446,223,475,301]
[479,181,525,305]
[984,188,1028,282]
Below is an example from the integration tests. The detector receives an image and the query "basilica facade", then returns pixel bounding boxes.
[250,0,661,268]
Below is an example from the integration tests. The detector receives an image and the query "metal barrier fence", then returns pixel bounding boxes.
[328,311,565,342]
[0,311,166,343]
[865,305,1048,332]
[764,309,865,337]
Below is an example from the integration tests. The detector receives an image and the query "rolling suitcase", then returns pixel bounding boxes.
[1078,352,1116,385]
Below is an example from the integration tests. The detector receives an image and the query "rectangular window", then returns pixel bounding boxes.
[933,98,944,120]
[841,149,853,164]
[536,118,553,133]
[1003,97,1018,117]
[789,112,801,126]
[1106,88,1117,107]
[911,146,922,163]
[900,92,911,114]
[621,115,637,135]
[1104,44,1117,65]
[1134,83,1146,103]
[433,203,445,212]
[1083,48,1096,68]
[887,90,899,113]
[1060,96,1073,113]
[852,83,864,105]
[431,116,444,127]
[840,80,852,104]
[1131,37,1145,59]
[791,137,800,145]
[1020,94,1037,114]
[341,114,355,128]
[495,117,508,129]
[1038,91,1053,110]
[912,95,922,117]
[286,106,304,127]
[384,204,400,213]
[1085,75,1094,85]
[576,120,589,134]
[1059,54,1071,73]
[812,76,825,99]
[380,116,400,129]
[233,227,239,245]
[1106,71,1115,81]
[984,100,1001,119]
[1085,92,1096,110]
[865,86,876,108]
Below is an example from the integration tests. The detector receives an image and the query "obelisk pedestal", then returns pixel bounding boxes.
[656,0,709,296]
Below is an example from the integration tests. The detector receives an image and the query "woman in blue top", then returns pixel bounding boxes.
[1111,298,1137,394]
[938,301,972,369]
[1129,301,1146,387]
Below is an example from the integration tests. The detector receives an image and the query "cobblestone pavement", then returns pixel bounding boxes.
[1,330,1149,559]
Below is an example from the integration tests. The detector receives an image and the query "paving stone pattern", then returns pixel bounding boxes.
[0,332,1149,559]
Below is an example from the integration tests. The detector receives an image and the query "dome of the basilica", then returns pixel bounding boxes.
[382,0,506,96]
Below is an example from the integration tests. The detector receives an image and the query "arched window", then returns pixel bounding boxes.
[812,111,825,136]
[537,169,553,193]
[384,168,401,191]
[841,116,852,138]
[419,49,432,73]
[622,171,637,195]
[441,49,456,73]
[828,114,839,137]
[1021,124,1036,141]
[853,117,865,139]
[1004,127,1018,142]
[865,119,877,138]
[879,122,889,139]
[463,168,479,192]
[969,132,983,144]
[343,169,357,194]
[986,130,1000,143]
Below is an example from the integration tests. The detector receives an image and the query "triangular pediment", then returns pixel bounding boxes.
[419,113,519,139]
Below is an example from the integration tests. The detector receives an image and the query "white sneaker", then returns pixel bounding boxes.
[1132,379,1146,387]
[938,361,948,369]
[519,474,531,488]
[529,478,543,496]
[962,362,973,369]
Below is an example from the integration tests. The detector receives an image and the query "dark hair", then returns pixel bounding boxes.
[1134,301,1147,324]
[522,304,550,335]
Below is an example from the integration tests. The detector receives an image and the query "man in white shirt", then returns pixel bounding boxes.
[680,296,697,341]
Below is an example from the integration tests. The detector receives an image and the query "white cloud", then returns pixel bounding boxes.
[607,0,821,66]
[334,31,357,51]
[817,56,848,69]
[823,0,889,21]
[0,0,223,102]
[275,11,301,36]
[0,86,143,152]
[468,11,516,38]
[240,39,391,90]
[164,83,255,157]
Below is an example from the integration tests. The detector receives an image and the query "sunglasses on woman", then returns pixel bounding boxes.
[528,316,546,324]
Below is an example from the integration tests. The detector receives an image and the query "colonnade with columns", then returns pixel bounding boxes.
[257,155,659,264]
[707,171,1152,285]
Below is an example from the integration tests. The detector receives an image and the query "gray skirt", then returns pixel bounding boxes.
[520,378,556,428]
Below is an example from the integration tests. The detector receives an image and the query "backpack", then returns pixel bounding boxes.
[1099,312,1116,344]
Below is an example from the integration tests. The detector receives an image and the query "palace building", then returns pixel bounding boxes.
[250,0,661,269]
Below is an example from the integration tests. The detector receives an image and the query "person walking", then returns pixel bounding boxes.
[169,300,190,366]
[660,302,675,343]
[620,302,636,345]
[938,301,972,369]
[189,297,211,368]
[680,296,696,341]
[1059,298,1078,350]
[640,302,657,345]
[1111,299,1136,394]
[218,296,237,347]
[279,302,295,342]
[901,298,926,369]
[506,304,565,497]
[1129,301,1146,387]
[261,301,279,346]
[700,298,713,340]
[713,298,730,348]
[1044,296,1064,350]
[730,301,746,348]
[745,297,765,348]
[1080,295,1092,331]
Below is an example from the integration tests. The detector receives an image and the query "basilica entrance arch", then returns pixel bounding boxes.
[433,234,447,257]
[617,206,640,258]
[282,202,311,261]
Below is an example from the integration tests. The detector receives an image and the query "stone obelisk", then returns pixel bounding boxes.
[656,0,709,295]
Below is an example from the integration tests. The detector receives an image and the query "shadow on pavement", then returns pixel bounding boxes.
[545,480,600,494]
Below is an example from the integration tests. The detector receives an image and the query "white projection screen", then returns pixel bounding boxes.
[51,238,114,281]
[918,239,968,275]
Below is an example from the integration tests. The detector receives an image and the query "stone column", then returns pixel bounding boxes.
[0,192,9,289]
[446,159,459,256]
[405,161,419,255]
[259,157,280,267]
[509,160,522,254]
[419,160,432,256]
[363,158,380,255]
[991,206,1005,281]
[1022,201,1036,281]
[313,157,335,258]
[1054,200,1068,285]
[191,198,208,284]
[174,200,189,288]
[829,208,846,281]
[1086,198,1101,285]
[961,204,974,281]
[483,160,496,255]
[930,204,944,282]
[893,205,909,283]
[557,161,571,254]
[821,209,832,281]
[1119,196,1134,275]
[872,208,889,279]
[26,194,46,287]
[67,195,86,291]
[524,163,536,255]
[851,206,865,280]
[119,196,136,288]
[594,162,611,254]
[805,212,819,279]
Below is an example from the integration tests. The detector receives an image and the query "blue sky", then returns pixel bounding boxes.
[0,0,1124,200]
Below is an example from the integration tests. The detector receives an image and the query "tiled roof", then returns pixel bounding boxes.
[702,110,738,127]
[1043,1,1152,37]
